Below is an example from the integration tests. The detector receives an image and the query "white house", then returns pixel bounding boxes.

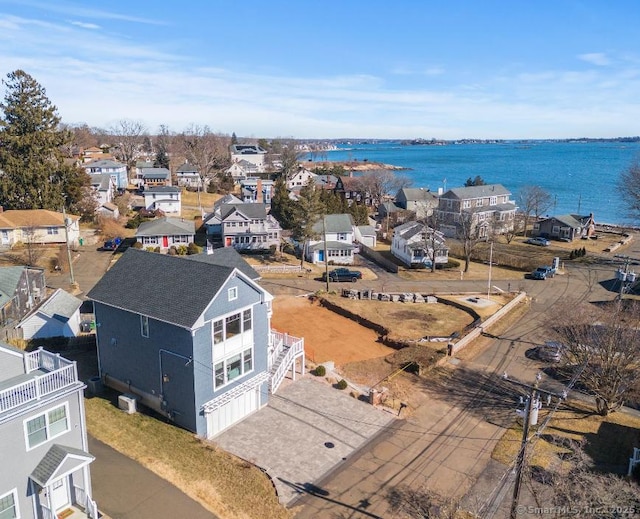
[18,288,83,339]
[227,160,260,184]
[391,221,449,268]
[306,213,356,265]
[230,144,267,170]
[176,163,202,188]
[286,167,317,189]
[0,210,80,248]
[83,159,128,190]
[143,186,181,214]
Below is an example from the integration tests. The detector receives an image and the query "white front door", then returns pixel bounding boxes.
[50,477,70,512]
[207,388,259,438]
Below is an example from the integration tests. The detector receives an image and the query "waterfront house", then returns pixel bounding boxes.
[202,194,243,240]
[0,210,80,248]
[83,159,127,190]
[532,213,596,241]
[142,186,181,214]
[306,214,356,265]
[436,184,517,239]
[135,217,195,252]
[391,221,449,268]
[0,343,97,518]
[17,288,82,339]
[87,248,304,438]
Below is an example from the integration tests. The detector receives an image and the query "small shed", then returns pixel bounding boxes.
[18,288,82,339]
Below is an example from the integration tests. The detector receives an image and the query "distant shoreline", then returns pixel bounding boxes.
[309,160,410,172]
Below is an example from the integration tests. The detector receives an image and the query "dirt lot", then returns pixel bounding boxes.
[271,295,395,365]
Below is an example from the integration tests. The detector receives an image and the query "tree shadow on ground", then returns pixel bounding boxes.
[416,366,529,428]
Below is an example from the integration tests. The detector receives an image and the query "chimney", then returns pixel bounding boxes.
[256,178,263,203]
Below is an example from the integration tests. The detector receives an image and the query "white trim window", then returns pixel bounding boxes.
[141,315,149,338]
[212,309,251,344]
[214,347,254,389]
[462,200,471,209]
[46,227,59,235]
[0,489,19,519]
[490,196,497,206]
[228,287,238,301]
[24,403,69,450]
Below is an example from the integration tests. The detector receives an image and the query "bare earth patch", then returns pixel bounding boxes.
[321,294,474,340]
[271,295,395,365]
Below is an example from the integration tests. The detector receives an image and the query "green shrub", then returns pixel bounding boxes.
[314,365,326,377]
[145,247,155,252]
[187,242,201,255]
[176,245,188,255]
[336,379,348,390]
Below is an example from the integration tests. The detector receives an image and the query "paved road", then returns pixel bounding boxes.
[292,261,619,518]
[89,436,216,519]
[48,247,114,299]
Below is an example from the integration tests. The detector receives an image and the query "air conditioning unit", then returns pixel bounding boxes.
[118,394,137,414]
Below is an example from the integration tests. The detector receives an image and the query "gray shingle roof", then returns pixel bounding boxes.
[220,204,267,220]
[0,266,26,303]
[445,184,511,199]
[186,248,260,280]
[87,248,235,329]
[84,159,125,169]
[30,444,94,487]
[91,173,112,191]
[312,214,354,234]
[145,186,179,194]
[135,217,195,237]
[177,163,198,173]
[141,168,170,179]
[397,187,437,202]
[37,289,82,322]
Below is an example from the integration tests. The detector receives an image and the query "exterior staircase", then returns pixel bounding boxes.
[269,331,305,394]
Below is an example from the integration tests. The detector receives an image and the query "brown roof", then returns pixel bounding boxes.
[0,209,79,228]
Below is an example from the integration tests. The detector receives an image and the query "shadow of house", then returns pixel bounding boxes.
[584,421,640,474]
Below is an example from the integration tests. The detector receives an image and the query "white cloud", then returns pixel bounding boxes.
[69,20,100,30]
[578,52,611,66]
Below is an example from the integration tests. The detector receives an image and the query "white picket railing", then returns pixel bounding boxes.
[269,331,304,394]
[0,350,78,414]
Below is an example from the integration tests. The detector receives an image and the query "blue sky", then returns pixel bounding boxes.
[1,0,639,139]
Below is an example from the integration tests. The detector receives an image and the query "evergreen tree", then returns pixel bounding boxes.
[0,70,88,211]
[270,177,295,229]
[231,132,238,145]
[291,181,323,267]
[348,203,370,226]
[153,148,170,170]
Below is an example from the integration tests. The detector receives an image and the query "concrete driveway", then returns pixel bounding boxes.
[214,376,396,505]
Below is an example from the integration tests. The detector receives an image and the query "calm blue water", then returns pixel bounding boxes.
[308,141,640,226]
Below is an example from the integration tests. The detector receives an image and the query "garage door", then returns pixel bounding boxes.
[207,388,259,438]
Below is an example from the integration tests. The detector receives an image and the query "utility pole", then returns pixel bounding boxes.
[323,216,329,292]
[487,240,494,300]
[504,372,565,519]
[62,205,75,286]
[615,254,632,301]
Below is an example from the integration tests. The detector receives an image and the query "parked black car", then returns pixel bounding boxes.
[321,268,362,282]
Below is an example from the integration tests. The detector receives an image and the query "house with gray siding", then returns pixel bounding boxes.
[305,214,356,264]
[87,249,304,439]
[135,217,195,252]
[0,266,46,337]
[0,343,97,518]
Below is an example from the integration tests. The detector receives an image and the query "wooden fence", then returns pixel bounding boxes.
[358,244,399,273]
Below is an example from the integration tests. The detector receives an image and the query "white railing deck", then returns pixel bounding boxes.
[0,349,79,414]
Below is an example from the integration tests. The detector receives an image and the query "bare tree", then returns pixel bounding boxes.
[619,160,640,222]
[359,170,412,207]
[109,119,147,182]
[457,211,482,273]
[420,210,445,272]
[268,138,304,179]
[503,213,525,244]
[518,185,553,237]
[179,125,230,210]
[551,300,640,415]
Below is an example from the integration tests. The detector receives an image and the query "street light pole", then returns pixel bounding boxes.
[487,241,493,300]
[323,216,329,292]
[62,205,75,286]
